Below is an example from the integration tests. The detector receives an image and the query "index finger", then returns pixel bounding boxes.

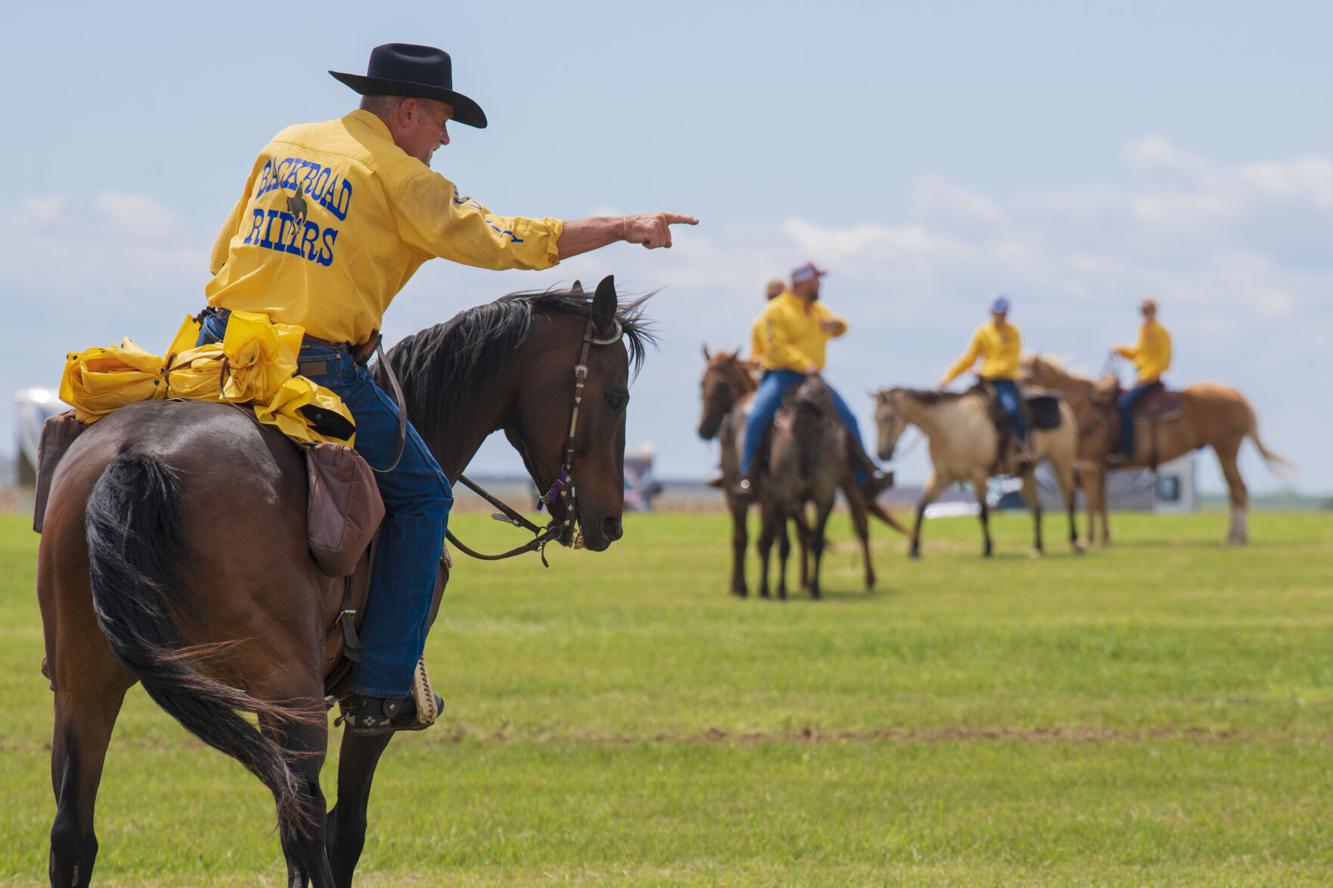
[660,213,699,226]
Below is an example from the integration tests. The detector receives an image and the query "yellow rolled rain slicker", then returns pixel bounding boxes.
[59,311,355,446]
[59,339,168,423]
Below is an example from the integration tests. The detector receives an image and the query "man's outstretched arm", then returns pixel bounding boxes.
[557,212,699,259]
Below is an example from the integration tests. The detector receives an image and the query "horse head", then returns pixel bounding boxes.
[872,388,909,461]
[697,346,752,440]
[392,276,653,554]
[505,275,647,552]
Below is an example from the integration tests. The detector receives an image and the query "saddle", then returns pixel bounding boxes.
[31,408,419,702]
[969,380,1064,473]
[1135,383,1183,420]
[1098,380,1182,468]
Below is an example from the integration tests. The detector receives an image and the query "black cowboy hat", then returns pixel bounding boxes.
[330,43,487,129]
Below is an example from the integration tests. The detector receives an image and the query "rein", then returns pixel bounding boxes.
[443,312,624,567]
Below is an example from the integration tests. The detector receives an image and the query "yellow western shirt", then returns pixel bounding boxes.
[206,110,564,345]
[757,291,847,372]
[1115,319,1172,382]
[943,321,1022,383]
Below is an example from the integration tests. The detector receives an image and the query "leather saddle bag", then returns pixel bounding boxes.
[305,442,385,577]
[33,411,87,533]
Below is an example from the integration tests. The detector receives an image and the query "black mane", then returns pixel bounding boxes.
[900,387,965,405]
[377,286,655,437]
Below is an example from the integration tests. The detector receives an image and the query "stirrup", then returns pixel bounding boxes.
[340,660,443,736]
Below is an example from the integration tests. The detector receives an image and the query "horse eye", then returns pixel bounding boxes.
[606,392,628,411]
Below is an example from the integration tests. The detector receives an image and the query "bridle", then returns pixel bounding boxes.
[444,310,624,567]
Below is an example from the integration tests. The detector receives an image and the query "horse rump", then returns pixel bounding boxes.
[85,449,318,838]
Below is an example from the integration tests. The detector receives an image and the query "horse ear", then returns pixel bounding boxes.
[702,344,712,360]
[592,275,617,338]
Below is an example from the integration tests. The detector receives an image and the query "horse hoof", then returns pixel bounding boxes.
[1071,543,1085,555]
[1029,548,1043,559]
[759,588,770,599]
[730,586,748,598]
[908,549,921,560]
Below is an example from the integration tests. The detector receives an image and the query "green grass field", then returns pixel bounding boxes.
[1,509,1330,886]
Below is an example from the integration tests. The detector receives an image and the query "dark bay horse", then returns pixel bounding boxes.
[37,277,651,887]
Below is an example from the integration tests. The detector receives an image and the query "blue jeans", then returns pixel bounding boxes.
[740,369,869,483]
[199,313,452,698]
[1117,382,1156,456]
[990,378,1028,443]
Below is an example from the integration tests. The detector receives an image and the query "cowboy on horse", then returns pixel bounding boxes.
[1108,297,1173,466]
[938,293,1032,468]
[202,43,697,735]
[733,261,892,502]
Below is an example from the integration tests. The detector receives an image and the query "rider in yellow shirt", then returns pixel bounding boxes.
[200,43,696,734]
[1110,297,1172,462]
[736,262,890,499]
[938,294,1030,464]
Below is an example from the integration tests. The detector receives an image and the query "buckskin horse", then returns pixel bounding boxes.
[872,386,1082,559]
[37,277,650,887]
[1019,354,1288,546]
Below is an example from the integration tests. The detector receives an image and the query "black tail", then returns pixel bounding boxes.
[86,451,314,838]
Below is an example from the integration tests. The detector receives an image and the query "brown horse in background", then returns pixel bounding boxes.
[37,279,649,888]
[1020,354,1288,545]
[697,349,884,596]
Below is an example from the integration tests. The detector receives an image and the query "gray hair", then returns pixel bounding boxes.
[359,95,406,117]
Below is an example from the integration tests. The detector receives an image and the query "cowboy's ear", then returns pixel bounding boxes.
[592,275,618,339]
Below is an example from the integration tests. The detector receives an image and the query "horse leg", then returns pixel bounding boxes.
[1055,456,1083,554]
[1215,441,1249,545]
[848,488,875,590]
[47,654,132,888]
[1087,465,1110,546]
[1021,470,1043,557]
[776,510,791,600]
[809,499,834,599]
[910,473,947,560]
[794,504,812,590]
[757,505,775,599]
[728,497,749,597]
[973,474,993,557]
[1099,468,1112,546]
[327,731,395,888]
[256,678,334,888]
[41,535,135,888]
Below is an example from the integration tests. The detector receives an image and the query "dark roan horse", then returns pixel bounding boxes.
[37,277,651,887]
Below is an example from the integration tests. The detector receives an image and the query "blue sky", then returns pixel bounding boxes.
[2,1,1330,492]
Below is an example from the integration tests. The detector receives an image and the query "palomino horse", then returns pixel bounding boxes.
[872,387,1082,558]
[756,376,845,599]
[697,349,879,596]
[37,278,650,888]
[1019,354,1288,545]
